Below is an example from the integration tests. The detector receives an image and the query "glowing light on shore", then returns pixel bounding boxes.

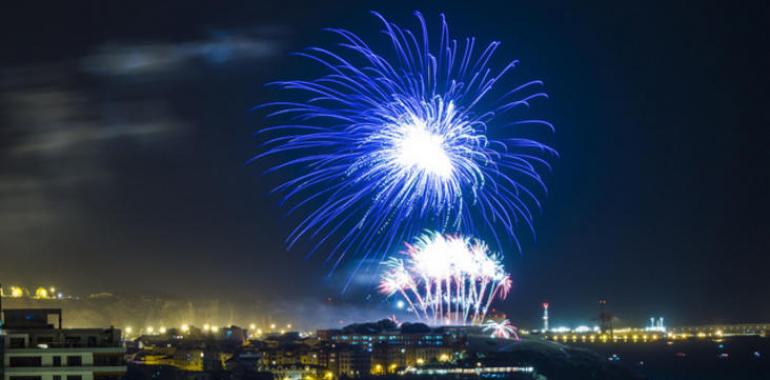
[34,287,49,299]
[9,286,24,298]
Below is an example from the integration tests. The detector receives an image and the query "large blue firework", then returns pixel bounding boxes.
[256,11,556,273]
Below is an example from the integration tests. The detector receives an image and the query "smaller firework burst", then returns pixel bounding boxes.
[379,232,512,325]
[484,319,519,340]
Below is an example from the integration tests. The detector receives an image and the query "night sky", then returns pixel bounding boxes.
[1,1,769,328]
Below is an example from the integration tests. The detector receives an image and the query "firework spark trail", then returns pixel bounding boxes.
[256,12,556,274]
[379,232,511,325]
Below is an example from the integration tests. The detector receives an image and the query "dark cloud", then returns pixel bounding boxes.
[0,69,184,235]
[0,27,285,290]
[82,31,283,77]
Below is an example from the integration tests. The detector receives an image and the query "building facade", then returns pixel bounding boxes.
[317,325,471,376]
[1,309,126,380]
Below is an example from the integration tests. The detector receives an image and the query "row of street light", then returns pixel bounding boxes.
[123,322,294,337]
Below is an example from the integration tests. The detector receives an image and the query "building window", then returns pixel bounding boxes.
[95,376,122,380]
[9,338,26,348]
[65,336,82,346]
[36,336,54,345]
[53,356,62,366]
[9,356,42,367]
[54,376,62,380]
[67,376,82,380]
[9,377,42,380]
[94,354,124,366]
[67,356,83,366]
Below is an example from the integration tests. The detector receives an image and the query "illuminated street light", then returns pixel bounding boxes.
[10,286,24,298]
[180,324,190,333]
[35,287,49,299]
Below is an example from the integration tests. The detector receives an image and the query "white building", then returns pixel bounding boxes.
[1,309,126,380]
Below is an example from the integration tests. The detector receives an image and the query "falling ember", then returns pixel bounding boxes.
[379,232,512,326]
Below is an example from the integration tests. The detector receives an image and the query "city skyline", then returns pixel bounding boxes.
[0,283,764,333]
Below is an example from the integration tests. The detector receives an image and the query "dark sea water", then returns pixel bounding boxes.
[574,336,770,380]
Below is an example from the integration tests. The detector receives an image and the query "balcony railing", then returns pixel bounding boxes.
[8,342,124,350]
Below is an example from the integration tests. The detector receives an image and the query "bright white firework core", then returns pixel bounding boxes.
[394,121,453,178]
